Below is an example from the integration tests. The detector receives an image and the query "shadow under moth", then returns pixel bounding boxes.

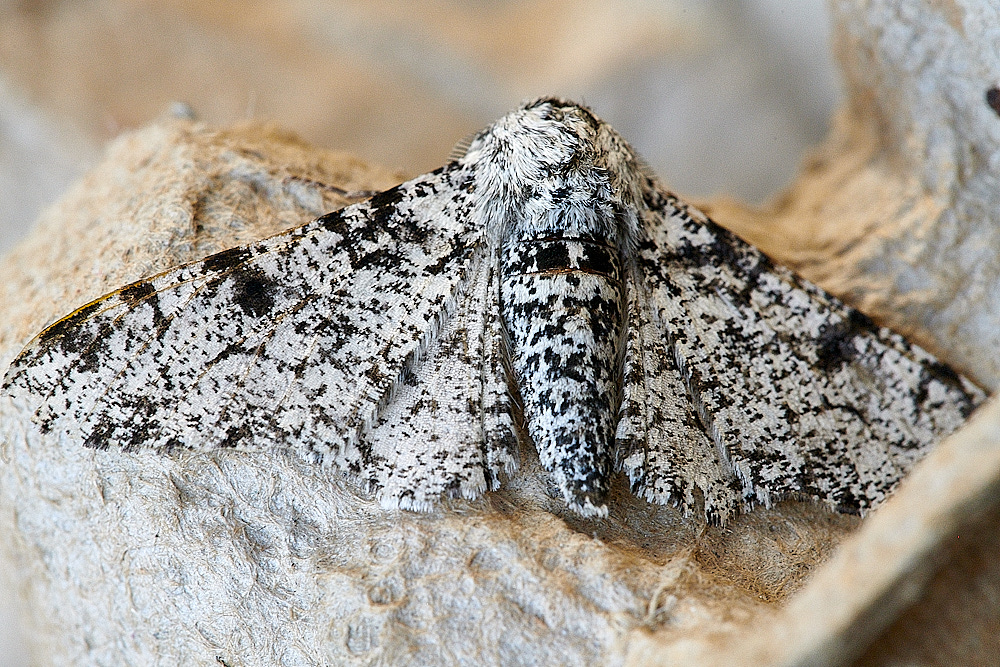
[2,99,985,523]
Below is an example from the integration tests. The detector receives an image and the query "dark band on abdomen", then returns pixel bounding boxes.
[501,237,623,280]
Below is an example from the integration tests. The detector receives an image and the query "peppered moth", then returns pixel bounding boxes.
[2,99,985,523]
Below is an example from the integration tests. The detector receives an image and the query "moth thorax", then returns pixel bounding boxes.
[499,234,627,510]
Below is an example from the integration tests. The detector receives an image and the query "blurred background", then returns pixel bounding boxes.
[0,0,836,662]
[0,0,837,254]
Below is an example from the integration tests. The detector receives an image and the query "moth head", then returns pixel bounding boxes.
[461,98,646,246]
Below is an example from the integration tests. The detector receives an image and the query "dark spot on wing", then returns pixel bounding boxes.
[219,424,251,449]
[318,210,348,235]
[369,186,406,229]
[83,420,113,450]
[816,310,874,371]
[923,359,960,387]
[203,246,252,274]
[230,268,276,318]
[915,359,970,410]
[118,280,170,331]
[119,280,155,305]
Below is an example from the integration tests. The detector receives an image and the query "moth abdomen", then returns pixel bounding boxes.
[499,234,628,516]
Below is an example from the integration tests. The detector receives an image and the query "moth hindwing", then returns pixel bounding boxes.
[2,98,985,523]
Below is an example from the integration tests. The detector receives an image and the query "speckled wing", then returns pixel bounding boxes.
[616,274,744,524]
[364,253,517,510]
[624,182,985,520]
[2,163,512,508]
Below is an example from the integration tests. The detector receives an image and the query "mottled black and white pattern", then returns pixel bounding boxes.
[2,99,986,522]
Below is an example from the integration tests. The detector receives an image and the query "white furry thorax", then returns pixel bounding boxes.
[462,98,645,249]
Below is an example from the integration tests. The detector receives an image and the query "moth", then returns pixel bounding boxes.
[2,99,984,523]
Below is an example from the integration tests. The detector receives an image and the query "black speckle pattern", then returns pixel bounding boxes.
[1,99,986,521]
